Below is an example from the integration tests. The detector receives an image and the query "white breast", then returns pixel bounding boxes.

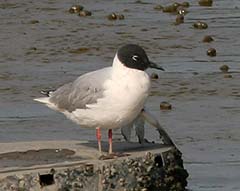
[71,55,151,129]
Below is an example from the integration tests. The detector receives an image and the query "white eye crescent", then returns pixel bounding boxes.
[132,55,138,61]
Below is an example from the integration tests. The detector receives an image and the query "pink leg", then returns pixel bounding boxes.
[108,129,113,154]
[96,127,102,153]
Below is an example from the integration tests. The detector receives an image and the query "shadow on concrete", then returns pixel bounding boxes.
[79,141,166,153]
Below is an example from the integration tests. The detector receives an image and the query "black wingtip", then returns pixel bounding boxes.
[40,90,55,97]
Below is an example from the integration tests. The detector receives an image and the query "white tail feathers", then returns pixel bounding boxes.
[34,97,50,104]
[34,97,59,111]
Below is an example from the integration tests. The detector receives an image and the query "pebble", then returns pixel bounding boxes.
[30,20,39,24]
[160,101,172,110]
[198,0,213,6]
[207,48,216,57]
[162,2,189,14]
[202,35,214,43]
[181,2,190,7]
[79,10,92,17]
[154,5,164,10]
[69,5,84,13]
[118,14,125,20]
[150,72,159,79]
[219,65,229,73]
[193,21,208,29]
[172,2,181,9]
[175,14,184,25]
[177,6,188,15]
[107,13,125,20]
[108,13,117,20]
[224,74,232,78]
[193,72,199,75]
[162,5,177,13]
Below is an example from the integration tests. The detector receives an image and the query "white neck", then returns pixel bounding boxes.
[112,54,143,77]
[112,54,123,69]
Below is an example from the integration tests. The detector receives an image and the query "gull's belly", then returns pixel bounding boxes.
[70,86,149,129]
[71,71,150,129]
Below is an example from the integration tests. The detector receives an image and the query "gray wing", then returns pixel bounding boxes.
[121,123,133,142]
[121,113,145,143]
[141,109,175,146]
[134,114,145,144]
[49,67,112,112]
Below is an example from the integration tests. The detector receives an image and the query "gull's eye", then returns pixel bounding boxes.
[132,55,139,61]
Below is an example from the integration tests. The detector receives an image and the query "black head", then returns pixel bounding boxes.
[117,44,164,71]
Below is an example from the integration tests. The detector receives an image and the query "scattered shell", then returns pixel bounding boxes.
[147,166,152,172]
[193,21,208,29]
[18,180,26,188]
[219,65,229,73]
[69,5,84,13]
[207,48,216,57]
[79,10,92,17]
[119,178,125,186]
[160,101,172,110]
[198,0,213,6]
[150,73,159,79]
[202,35,214,43]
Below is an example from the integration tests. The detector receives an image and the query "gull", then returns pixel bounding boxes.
[121,108,174,146]
[34,44,173,156]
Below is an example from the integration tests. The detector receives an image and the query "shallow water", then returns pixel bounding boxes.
[0,0,240,190]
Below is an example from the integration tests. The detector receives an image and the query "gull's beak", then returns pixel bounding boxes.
[149,61,165,71]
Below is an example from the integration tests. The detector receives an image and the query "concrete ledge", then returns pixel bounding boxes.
[0,141,188,190]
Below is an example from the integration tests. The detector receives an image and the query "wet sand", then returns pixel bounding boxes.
[0,0,240,190]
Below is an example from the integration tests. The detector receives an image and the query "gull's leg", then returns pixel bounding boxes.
[108,129,113,154]
[141,110,175,146]
[99,129,129,160]
[96,127,102,153]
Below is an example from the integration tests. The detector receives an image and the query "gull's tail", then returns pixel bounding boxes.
[34,97,50,104]
[34,89,55,104]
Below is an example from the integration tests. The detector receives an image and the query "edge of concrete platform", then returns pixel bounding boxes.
[0,141,189,191]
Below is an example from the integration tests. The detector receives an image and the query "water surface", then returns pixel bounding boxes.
[1,0,240,190]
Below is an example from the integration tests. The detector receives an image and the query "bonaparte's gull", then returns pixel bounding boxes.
[34,44,172,155]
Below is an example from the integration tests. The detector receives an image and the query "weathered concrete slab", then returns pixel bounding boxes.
[0,141,188,190]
